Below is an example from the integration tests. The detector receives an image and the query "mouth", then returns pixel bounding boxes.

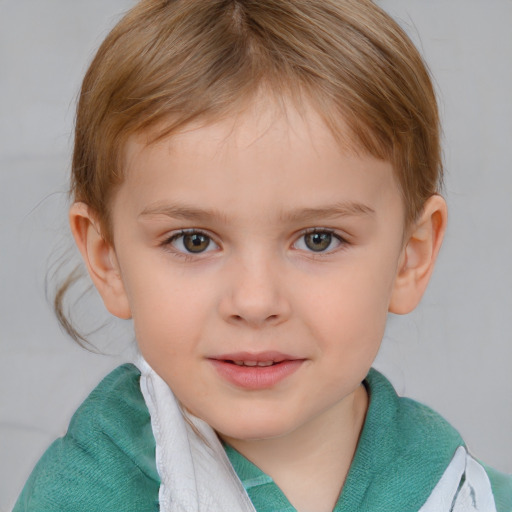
[212,351,299,366]
[209,352,304,389]
[231,360,276,367]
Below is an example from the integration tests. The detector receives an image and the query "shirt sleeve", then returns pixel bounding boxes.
[483,463,512,512]
[13,364,160,512]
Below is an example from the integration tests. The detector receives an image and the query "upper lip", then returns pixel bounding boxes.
[210,351,301,363]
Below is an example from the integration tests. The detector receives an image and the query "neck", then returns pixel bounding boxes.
[222,384,368,512]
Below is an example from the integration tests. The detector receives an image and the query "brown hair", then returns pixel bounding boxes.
[60,0,443,342]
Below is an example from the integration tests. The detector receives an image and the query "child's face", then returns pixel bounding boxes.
[109,99,407,441]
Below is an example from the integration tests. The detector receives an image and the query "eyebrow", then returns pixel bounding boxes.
[139,204,230,223]
[139,201,375,223]
[280,202,375,223]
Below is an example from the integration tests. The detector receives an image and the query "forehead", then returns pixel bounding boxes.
[127,96,349,162]
[119,97,403,224]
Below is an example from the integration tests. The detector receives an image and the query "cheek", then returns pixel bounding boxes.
[123,263,214,357]
[299,254,399,347]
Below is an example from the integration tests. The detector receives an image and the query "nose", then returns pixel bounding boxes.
[218,252,291,328]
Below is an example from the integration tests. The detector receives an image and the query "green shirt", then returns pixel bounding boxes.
[14,364,512,511]
[225,369,512,511]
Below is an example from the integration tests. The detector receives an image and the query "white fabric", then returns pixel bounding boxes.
[419,446,497,512]
[138,358,256,512]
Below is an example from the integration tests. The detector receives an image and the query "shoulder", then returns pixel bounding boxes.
[340,369,466,510]
[14,364,159,512]
[363,369,512,512]
[386,374,512,511]
[365,368,464,464]
[481,462,512,512]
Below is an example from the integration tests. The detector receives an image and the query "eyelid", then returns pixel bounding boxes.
[299,227,348,241]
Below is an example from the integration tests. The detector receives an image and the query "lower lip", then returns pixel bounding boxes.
[210,359,304,390]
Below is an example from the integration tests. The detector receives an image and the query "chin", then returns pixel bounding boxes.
[212,415,297,443]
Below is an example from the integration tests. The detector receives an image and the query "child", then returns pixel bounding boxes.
[13,0,512,510]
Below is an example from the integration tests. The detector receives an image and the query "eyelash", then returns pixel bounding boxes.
[161,228,348,259]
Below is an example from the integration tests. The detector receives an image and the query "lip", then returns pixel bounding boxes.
[209,351,305,390]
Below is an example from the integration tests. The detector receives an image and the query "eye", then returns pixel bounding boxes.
[167,230,219,254]
[294,230,344,253]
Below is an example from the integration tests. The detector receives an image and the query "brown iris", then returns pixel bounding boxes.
[304,232,332,252]
[183,233,211,253]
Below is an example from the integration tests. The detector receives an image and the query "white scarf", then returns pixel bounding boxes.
[419,446,497,512]
[138,358,256,512]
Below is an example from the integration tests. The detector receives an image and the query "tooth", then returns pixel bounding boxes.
[257,361,273,367]
[243,361,258,367]
[234,361,244,366]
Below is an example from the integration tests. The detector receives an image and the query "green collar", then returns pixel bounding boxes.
[224,368,463,512]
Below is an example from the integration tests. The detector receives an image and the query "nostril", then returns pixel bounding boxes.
[229,313,280,325]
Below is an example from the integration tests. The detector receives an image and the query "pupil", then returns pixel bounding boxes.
[184,234,209,253]
[305,232,331,252]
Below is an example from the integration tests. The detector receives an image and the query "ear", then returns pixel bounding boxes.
[389,195,447,315]
[69,202,132,319]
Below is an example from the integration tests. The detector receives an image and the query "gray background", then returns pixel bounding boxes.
[1,0,511,509]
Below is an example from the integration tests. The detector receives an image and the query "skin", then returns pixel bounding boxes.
[71,98,447,512]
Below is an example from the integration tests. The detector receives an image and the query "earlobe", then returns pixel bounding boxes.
[389,195,447,315]
[69,203,132,319]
